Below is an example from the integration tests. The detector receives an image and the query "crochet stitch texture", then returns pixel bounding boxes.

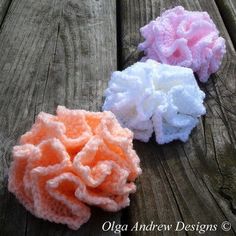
[103,59,206,144]
[138,6,226,82]
[8,106,141,230]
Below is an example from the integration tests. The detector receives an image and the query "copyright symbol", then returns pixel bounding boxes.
[221,221,231,232]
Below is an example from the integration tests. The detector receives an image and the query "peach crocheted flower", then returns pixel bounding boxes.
[8,106,141,230]
[138,6,226,82]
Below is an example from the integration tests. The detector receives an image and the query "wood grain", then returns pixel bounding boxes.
[215,0,236,48]
[0,0,119,235]
[0,0,11,26]
[119,0,236,235]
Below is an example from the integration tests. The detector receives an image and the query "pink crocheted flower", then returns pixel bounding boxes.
[8,106,141,230]
[138,6,226,82]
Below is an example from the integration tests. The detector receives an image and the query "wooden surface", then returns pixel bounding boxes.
[0,0,236,235]
[215,0,236,48]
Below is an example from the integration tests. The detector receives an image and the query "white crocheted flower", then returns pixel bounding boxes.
[103,60,206,144]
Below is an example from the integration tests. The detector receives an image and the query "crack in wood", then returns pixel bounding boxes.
[0,0,13,32]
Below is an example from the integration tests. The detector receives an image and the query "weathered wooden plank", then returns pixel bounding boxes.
[119,0,236,235]
[0,0,11,26]
[0,0,119,235]
[215,0,236,48]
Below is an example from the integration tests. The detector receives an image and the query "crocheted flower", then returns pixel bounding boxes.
[103,60,206,144]
[8,106,141,230]
[138,6,226,82]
